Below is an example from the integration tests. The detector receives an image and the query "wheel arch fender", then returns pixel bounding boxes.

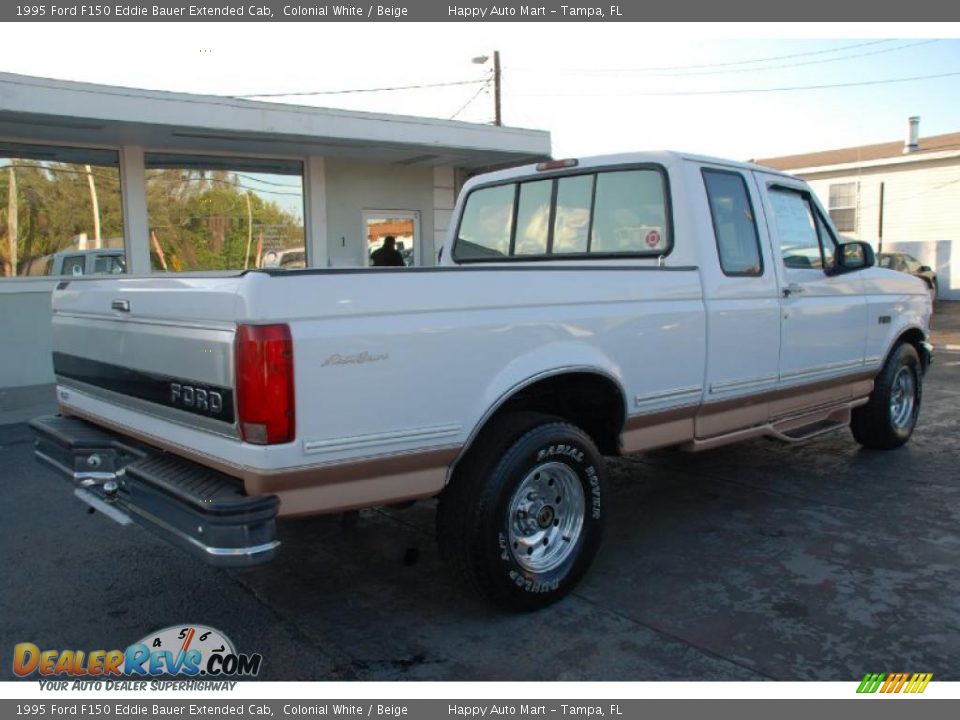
[446,343,628,484]
[886,324,931,373]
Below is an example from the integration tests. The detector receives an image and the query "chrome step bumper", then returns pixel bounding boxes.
[30,415,279,567]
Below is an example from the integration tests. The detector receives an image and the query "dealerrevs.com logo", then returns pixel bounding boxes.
[857,673,933,694]
[13,625,262,687]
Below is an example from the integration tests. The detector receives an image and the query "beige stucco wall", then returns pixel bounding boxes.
[323,159,440,267]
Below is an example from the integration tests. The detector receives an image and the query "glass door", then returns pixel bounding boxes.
[362,210,420,267]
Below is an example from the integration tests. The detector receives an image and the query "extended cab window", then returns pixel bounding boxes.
[451,183,515,258]
[454,167,670,261]
[768,188,837,271]
[702,169,762,276]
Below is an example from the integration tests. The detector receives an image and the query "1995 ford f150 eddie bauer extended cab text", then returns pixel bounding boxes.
[32,152,933,610]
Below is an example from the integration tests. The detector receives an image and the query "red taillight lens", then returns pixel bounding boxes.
[235,323,295,445]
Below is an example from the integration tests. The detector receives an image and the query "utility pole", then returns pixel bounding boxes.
[7,166,17,277]
[493,50,502,127]
[85,164,101,248]
[472,51,502,126]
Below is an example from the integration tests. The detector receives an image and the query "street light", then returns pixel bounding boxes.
[472,51,501,127]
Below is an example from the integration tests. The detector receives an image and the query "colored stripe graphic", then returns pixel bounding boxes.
[857,672,932,694]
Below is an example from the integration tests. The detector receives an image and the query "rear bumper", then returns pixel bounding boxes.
[29,415,279,567]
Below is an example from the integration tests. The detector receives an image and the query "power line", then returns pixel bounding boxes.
[147,174,302,197]
[234,77,487,99]
[539,40,940,79]
[1,162,120,183]
[450,82,490,120]
[514,70,960,98]
[514,39,897,75]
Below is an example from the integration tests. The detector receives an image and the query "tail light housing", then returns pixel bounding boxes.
[235,323,295,445]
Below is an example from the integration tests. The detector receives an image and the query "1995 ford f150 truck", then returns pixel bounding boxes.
[32,152,933,610]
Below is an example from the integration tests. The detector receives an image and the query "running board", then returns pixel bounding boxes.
[766,418,849,443]
[683,398,867,452]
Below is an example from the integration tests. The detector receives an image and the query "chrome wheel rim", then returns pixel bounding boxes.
[889,366,916,430]
[507,461,585,574]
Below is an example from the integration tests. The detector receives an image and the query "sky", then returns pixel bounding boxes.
[1,22,958,162]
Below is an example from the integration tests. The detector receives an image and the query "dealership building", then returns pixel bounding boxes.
[0,72,550,388]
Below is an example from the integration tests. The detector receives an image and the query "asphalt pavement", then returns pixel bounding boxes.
[2,305,959,681]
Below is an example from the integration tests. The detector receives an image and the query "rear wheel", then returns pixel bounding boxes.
[437,412,606,611]
[851,343,922,450]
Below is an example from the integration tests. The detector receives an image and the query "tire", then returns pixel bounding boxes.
[851,343,922,450]
[437,412,606,611]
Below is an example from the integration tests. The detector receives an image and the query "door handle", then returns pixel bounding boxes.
[783,283,805,298]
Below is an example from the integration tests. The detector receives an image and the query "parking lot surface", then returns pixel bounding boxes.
[3,305,959,681]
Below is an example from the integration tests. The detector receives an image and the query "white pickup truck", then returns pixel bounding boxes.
[32,152,933,610]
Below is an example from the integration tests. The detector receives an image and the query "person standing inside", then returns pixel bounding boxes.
[370,236,406,267]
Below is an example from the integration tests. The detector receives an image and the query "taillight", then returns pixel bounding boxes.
[235,323,295,445]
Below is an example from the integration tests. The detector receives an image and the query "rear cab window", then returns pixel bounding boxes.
[453,165,672,262]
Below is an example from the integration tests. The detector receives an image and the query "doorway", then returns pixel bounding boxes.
[363,210,420,267]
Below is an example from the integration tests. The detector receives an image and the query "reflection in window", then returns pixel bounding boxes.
[145,154,305,272]
[769,189,824,270]
[702,170,762,276]
[454,168,671,261]
[367,215,415,267]
[553,175,593,254]
[514,180,551,255]
[455,183,514,259]
[591,170,667,254]
[1,143,124,277]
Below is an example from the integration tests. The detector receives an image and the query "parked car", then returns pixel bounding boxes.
[261,248,306,270]
[24,248,126,277]
[877,252,938,305]
[31,152,933,611]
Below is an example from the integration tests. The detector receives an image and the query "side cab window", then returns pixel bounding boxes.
[702,169,763,276]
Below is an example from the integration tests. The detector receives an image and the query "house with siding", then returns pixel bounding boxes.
[757,118,960,300]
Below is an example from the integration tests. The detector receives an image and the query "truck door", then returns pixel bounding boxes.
[755,176,868,390]
[696,165,781,437]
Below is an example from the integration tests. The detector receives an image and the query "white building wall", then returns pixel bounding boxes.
[433,166,456,263]
[323,159,435,267]
[803,156,960,300]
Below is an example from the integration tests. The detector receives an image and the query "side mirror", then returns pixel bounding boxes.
[920,265,933,273]
[831,241,875,275]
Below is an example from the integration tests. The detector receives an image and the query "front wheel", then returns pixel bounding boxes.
[437,413,606,611]
[851,343,922,450]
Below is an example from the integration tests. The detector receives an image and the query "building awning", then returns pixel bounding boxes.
[0,72,551,170]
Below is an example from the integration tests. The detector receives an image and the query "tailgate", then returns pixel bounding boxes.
[51,275,245,436]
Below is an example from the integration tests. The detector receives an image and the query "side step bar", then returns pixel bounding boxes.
[30,415,279,567]
[684,398,866,452]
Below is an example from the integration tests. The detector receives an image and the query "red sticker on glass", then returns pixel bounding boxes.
[645,230,661,248]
